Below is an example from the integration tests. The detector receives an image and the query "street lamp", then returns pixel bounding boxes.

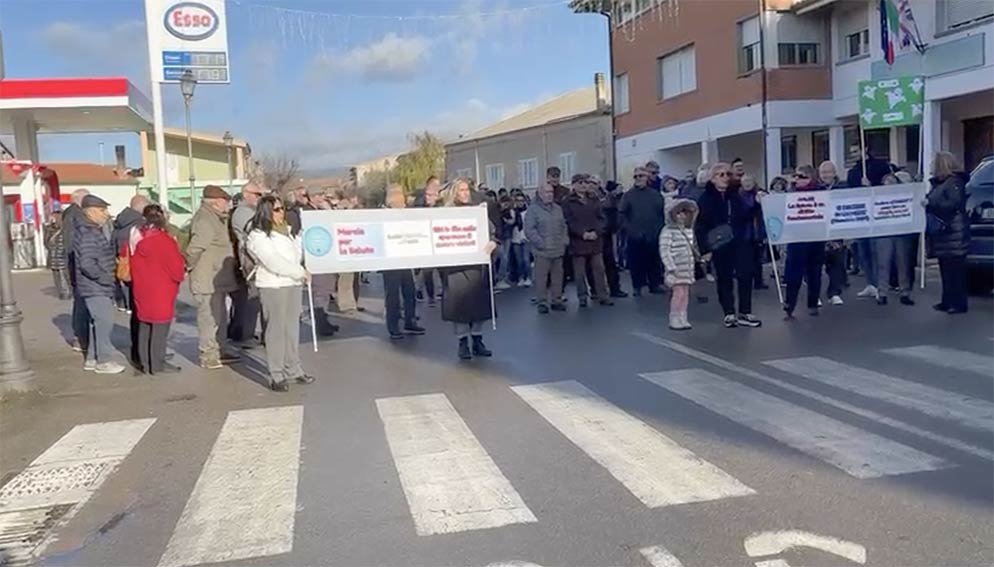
[180,70,198,211]
[223,130,233,193]
[0,184,34,394]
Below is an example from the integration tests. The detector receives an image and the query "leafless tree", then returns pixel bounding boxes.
[257,153,301,196]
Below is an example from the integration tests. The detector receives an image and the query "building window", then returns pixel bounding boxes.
[811,130,830,166]
[845,29,870,60]
[559,152,577,183]
[455,168,472,179]
[485,164,505,189]
[614,73,630,115]
[658,45,697,100]
[905,125,921,165]
[778,43,820,66]
[781,135,798,173]
[739,17,761,74]
[939,0,994,31]
[518,158,539,189]
[613,0,634,24]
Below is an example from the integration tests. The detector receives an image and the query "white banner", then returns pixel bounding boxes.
[762,183,926,245]
[301,206,491,274]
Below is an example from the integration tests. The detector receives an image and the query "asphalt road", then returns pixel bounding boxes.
[2,268,992,567]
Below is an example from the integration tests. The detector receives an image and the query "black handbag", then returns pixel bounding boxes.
[705,199,734,251]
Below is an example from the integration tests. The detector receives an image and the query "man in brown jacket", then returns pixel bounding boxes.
[562,175,613,308]
[185,185,241,369]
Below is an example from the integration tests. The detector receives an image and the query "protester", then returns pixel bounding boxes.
[526,182,569,313]
[661,175,680,208]
[925,151,971,314]
[847,148,892,188]
[185,185,241,369]
[382,184,425,340]
[740,174,770,290]
[874,173,916,306]
[696,162,762,327]
[73,195,125,374]
[112,195,149,312]
[333,193,361,314]
[659,199,699,330]
[228,181,269,346]
[546,166,570,204]
[620,167,666,296]
[246,195,314,391]
[562,175,613,307]
[679,164,710,202]
[601,180,627,297]
[818,161,849,305]
[63,189,90,352]
[645,161,663,191]
[495,195,517,290]
[284,184,309,237]
[440,179,498,359]
[414,176,443,304]
[130,204,184,375]
[44,211,71,300]
[510,192,532,287]
[782,166,825,319]
[769,176,789,193]
[731,158,746,182]
[301,186,341,337]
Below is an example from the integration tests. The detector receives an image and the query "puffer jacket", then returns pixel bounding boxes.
[524,200,568,258]
[72,217,116,298]
[246,228,307,289]
[44,222,67,270]
[185,203,239,295]
[658,199,699,286]
[926,172,971,258]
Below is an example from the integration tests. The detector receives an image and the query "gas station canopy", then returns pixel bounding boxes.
[0,77,152,134]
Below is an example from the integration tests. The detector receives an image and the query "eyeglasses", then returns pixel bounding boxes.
[273,206,284,212]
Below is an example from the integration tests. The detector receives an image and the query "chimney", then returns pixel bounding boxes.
[594,72,609,112]
[114,145,126,177]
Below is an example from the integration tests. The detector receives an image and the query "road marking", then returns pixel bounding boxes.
[765,356,994,431]
[157,406,303,567]
[744,530,866,564]
[511,380,754,507]
[641,369,949,478]
[639,545,685,567]
[0,418,156,564]
[633,332,994,461]
[753,561,791,567]
[376,393,536,536]
[882,345,994,378]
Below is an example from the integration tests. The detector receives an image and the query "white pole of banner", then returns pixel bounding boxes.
[859,124,869,187]
[307,279,318,352]
[487,262,497,331]
[918,121,927,289]
[768,238,784,304]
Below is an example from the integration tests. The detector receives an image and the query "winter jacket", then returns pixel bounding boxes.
[619,185,666,242]
[498,208,517,242]
[926,172,971,258]
[44,222,67,270]
[131,227,185,323]
[72,218,116,298]
[524,200,568,258]
[551,183,570,204]
[246,228,307,289]
[602,192,621,235]
[659,200,699,286]
[62,204,84,283]
[440,202,498,324]
[113,207,145,258]
[185,203,240,295]
[846,157,891,187]
[694,183,763,254]
[562,193,605,256]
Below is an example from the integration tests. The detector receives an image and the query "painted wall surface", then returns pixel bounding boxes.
[143,136,239,187]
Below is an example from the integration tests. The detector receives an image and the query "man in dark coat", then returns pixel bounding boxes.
[600,181,627,298]
[620,167,666,295]
[562,176,613,307]
[62,189,90,352]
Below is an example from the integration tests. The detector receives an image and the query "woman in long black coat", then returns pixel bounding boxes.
[440,178,499,360]
[926,151,971,314]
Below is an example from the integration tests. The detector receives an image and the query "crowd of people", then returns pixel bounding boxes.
[45,147,971,387]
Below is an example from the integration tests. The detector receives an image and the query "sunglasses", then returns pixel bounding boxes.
[273,206,284,212]
[795,175,810,180]
[715,172,729,177]
[634,174,648,179]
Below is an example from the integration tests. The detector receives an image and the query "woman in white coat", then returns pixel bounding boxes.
[246,195,314,392]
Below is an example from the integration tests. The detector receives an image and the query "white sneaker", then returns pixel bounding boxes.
[679,314,693,330]
[519,278,532,288]
[830,295,844,306]
[83,360,96,371]
[705,273,716,282]
[817,298,824,307]
[857,285,878,298]
[495,280,512,290]
[94,361,126,375]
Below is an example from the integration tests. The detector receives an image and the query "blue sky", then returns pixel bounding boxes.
[1,0,608,171]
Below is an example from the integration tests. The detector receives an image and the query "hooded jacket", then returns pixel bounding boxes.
[659,199,699,286]
[131,227,185,323]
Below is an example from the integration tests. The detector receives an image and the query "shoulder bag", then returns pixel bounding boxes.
[705,198,734,251]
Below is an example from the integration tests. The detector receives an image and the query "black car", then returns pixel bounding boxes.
[966,155,994,292]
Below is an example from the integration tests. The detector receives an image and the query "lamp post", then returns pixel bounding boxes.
[0,184,34,394]
[180,70,198,211]
[223,130,234,193]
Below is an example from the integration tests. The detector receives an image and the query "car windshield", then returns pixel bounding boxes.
[966,158,993,224]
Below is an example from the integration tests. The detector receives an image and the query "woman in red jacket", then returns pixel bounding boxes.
[130,204,185,375]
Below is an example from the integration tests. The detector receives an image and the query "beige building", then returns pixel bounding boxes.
[445,74,613,190]
[349,153,402,187]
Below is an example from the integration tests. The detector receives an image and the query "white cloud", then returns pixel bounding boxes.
[41,21,149,87]
[316,33,431,82]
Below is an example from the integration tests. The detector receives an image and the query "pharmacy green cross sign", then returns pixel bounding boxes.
[858,76,925,129]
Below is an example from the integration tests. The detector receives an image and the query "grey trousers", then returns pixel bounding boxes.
[260,286,304,384]
[533,255,564,306]
[455,321,483,338]
[875,236,913,296]
[194,292,228,362]
[336,272,357,312]
[572,253,608,300]
[83,296,115,364]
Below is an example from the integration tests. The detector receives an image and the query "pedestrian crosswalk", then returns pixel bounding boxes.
[1,342,991,566]
[881,345,994,378]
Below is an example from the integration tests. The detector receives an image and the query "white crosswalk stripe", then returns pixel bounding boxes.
[376,393,537,536]
[639,545,686,567]
[640,369,950,478]
[512,380,755,508]
[881,345,994,378]
[157,406,304,567]
[765,356,994,431]
[0,418,156,565]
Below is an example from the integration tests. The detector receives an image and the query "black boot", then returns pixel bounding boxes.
[471,335,492,357]
[458,337,472,360]
[315,308,337,336]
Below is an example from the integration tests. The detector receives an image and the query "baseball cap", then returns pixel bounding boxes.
[81,195,111,209]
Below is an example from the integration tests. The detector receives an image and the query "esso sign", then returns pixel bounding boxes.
[164,2,219,41]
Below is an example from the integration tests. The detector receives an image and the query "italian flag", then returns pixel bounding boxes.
[880,0,901,65]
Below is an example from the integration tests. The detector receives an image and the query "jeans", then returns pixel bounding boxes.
[533,255,564,306]
[713,239,755,316]
[194,291,228,363]
[72,293,91,350]
[784,242,825,313]
[876,236,912,297]
[419,268,438,300]
[259,286,304,384]
[455,321,483,338]
[857,238,879,288]
[383,270,416,334]
[572,253,608,300]
[83,295,115,364]
[627,237,662,291]
[495,241,513,283]
[938,256,968,311]
[511,243,531,282]
[825,244,848,298]
[137,321,171,374]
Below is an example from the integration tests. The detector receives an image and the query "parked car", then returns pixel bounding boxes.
[966,155,994,293]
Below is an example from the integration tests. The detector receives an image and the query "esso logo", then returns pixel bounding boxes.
[164,2,219,41]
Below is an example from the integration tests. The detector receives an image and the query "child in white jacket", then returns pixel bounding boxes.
[658,199,699,330]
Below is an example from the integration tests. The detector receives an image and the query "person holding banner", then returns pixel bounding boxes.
[246,195,314,392]
[874,173,916,307]
[382,184,426,340]
[818,161,850,306]
[925,151,971,315]
[441,179,499,360]
[782,166,827,320]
